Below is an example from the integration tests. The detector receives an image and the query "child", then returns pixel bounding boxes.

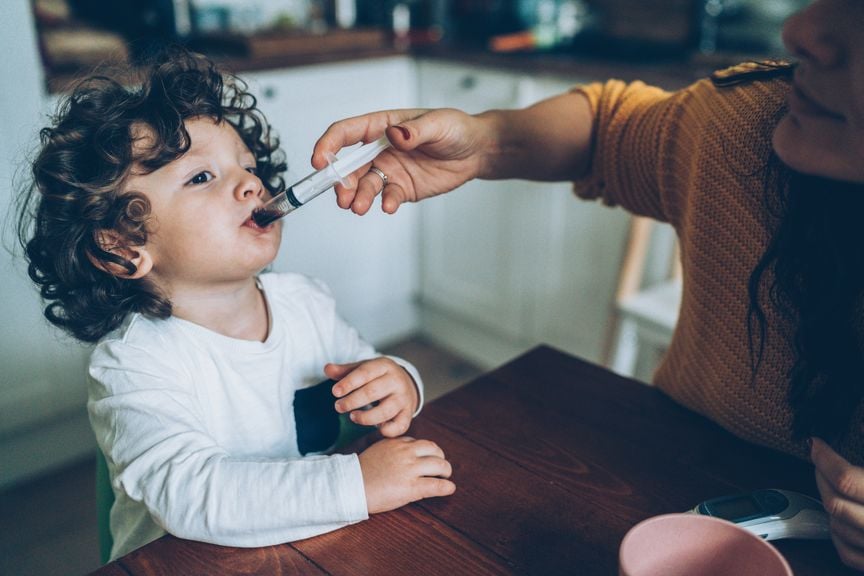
[16,50,455,560]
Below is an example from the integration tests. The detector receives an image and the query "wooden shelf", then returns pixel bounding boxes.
[187,28,390,59]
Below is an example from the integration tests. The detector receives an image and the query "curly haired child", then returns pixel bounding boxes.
[16,49,455,560]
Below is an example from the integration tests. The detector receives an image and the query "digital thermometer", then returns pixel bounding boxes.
[690,489,830,541]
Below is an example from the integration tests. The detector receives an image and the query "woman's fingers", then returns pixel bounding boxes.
[816,466,864,530]
[312,109,428,169]
[829,515,864,551]
[380,181,410,214]
[812,438,864,570]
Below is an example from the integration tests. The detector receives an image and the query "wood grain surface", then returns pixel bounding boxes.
[88,345,856,576]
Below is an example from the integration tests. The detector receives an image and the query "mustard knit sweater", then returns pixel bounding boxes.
[575,66,863,465]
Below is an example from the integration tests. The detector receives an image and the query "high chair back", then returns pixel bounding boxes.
[95,449,113,564]
[606,216,682,381]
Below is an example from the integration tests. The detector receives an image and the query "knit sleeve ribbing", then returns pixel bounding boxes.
[572,76,790,234]
[573,77,731,232]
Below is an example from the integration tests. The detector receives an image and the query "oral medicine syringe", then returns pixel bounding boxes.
[252,136,391,227]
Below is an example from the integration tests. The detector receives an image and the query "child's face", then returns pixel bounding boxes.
[124,117,282,293]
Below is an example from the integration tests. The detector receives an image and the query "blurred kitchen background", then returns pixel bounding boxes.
[2,0,805,573]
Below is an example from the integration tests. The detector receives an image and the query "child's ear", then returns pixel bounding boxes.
[89,230,153,280]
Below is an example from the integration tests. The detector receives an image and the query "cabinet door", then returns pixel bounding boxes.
[242,57,419,345]
[518,76,631,363]
[416,65,631,367]
[416,62,528,340]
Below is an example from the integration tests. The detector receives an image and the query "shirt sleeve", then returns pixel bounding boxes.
[89,339,369,549]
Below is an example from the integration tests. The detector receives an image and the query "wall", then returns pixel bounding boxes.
[0,2,97,488]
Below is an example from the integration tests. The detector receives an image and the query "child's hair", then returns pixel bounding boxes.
[16,48,287,343]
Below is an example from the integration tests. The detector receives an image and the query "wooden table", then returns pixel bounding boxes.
[89,345,854,575]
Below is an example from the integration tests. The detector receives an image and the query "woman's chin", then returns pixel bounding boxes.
[772,114,864,183]
[772,115,810,173]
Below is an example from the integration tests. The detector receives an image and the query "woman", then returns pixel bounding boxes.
[311,0,864,569]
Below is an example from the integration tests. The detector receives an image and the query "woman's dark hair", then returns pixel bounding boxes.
[717,61,864,444]
[16,48,286,343]
[748,165,864,444]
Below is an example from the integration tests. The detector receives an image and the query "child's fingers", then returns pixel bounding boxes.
[408,438,447,459]
[335,374,394,411]
[377,415,411,437]
[415,477,457,499]
[328,361,389,398]
[416,455,453,479]
[349,396,401,426]
[324,362,361,384]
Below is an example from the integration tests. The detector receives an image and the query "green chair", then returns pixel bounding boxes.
[95,449,114,564]
[96,379,373,564]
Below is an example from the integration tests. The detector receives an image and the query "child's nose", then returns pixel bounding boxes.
[234,169,264,201]
[782,1,845,68]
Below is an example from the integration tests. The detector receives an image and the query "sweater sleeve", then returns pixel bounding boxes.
[572,79,706,229]
[89,339,368,549]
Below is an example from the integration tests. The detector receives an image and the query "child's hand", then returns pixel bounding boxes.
[325,358,419,437]
[358,436,455,514]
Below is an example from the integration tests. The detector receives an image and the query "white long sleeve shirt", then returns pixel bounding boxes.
[88,272,423,560]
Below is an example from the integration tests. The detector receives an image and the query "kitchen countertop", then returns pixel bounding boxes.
[410,44,757,89]
[45,32,773,93]
[210,41,770,90]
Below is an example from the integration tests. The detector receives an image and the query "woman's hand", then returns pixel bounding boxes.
[312,108,494,215]
[812,437,864,570]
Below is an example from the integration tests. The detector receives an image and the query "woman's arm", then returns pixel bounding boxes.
[311,91,594,215]
[478,91,594,183]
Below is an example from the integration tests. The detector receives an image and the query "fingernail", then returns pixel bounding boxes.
[393,125,410,140]
[349,412,357,422]
[806,437,814,449]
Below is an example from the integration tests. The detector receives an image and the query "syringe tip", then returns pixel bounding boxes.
[252,207,282,228]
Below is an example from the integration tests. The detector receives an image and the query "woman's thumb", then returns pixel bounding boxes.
[386,122,421,152]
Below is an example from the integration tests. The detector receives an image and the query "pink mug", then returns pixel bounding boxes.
[619,513,793,576]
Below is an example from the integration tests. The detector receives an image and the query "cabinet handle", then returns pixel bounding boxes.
[459,75,477,91]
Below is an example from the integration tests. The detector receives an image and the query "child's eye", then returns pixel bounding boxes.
[188,171,213,185]
[245,166,258,176]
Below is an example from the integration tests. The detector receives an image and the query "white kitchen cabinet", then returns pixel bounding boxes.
[519,75,632,365]
[241,57,419,346]
[416,62,528,345]
[415,62,631,368]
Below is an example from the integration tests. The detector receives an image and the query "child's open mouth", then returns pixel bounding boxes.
[243,214,270,231]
